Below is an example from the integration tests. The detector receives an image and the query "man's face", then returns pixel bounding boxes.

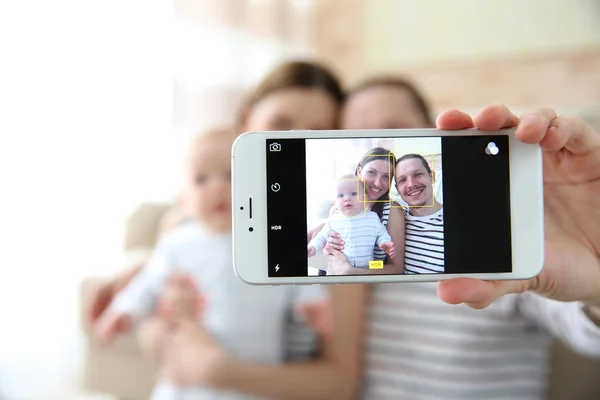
[395,158,434,208]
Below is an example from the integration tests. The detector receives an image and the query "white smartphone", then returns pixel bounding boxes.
[231,128,544,285]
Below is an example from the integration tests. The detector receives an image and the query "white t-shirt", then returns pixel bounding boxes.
[112,221,326,400]
[309,210,392,269]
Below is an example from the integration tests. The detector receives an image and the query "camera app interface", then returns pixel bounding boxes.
[266,136,512,277]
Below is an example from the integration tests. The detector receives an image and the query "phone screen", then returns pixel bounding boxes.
[265,135,512,277]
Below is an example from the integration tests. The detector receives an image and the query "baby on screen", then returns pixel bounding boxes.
[308,175,395,268]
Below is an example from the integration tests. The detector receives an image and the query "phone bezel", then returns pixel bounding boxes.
[231,128,544,285]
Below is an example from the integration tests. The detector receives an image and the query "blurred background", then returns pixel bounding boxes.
[0,0,599,399]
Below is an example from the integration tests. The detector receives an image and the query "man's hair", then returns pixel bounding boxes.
[348,76,433,125]
[396,153,432,175]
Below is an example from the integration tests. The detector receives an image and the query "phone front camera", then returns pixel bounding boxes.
[249,227,254,232]
[240,206,244,210]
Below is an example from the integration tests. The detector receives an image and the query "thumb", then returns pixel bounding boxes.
[437,278,532,309]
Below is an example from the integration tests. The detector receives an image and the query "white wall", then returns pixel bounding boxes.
[366,0,600,68]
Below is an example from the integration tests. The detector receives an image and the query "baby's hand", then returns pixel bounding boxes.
[380,242,396,259]
[307,246,316,258]
[94,309,132,345]
[158,273,204,322]
[296,300,333,341]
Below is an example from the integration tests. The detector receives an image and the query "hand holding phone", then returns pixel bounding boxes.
[434,106,600,308]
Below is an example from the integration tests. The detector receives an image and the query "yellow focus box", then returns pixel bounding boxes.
[369,260,384,269]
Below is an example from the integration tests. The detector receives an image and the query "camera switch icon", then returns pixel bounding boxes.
[269,142,281,152]
[271,183,281,192]
[485,142,499,156]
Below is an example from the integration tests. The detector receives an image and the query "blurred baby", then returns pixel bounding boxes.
[308,175,395,268]
[95,127,329,400]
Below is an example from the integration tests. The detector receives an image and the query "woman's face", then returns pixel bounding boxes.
[341,86,430,130]
[244,88,338,131]
[357,159,393,201]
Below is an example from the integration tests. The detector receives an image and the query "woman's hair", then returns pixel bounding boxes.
[356,147,397,219]
[348,76,433,125]
[236,60,345,129]
[396,153,432,175]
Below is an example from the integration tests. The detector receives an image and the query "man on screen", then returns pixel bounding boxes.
[395,154,445,274]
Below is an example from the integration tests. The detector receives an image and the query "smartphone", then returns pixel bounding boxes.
[231,128,544,285]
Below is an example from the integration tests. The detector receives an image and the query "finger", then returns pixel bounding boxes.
[89,288,112,322]
[535,115,600,154]
[513,108,557,145]
[95,317,120,345]
[168,273,196,290]
[327,236,344,246]
[166,272,186,288]
[116,315,131,333]
[436,109,475,130]
[325,242,344,252]
[472,104,519,131]
[437,278,531,309]
[331,238,345,248]
[172,298,199,318]
[197,296,206,316]
[327,236,343,245]
[157,301,173,318]
[183,276,197,289]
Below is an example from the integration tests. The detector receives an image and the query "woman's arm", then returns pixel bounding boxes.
[166,284,368,400]
[382,206,405,274]
[224,285,366,400]
[308,222,326,243]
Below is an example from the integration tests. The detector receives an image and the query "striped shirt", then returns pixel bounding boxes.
[404,208,445,274]
[362,282,600,400]
[309,210,392,269]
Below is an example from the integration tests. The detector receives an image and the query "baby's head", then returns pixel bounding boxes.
[180,127,237,232]
[333,175,365,217]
